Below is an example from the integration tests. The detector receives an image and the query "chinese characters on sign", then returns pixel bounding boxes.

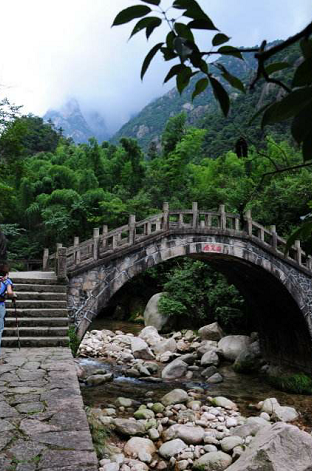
[203,244,222,253]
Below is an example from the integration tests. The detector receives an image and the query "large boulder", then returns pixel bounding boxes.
[143,293,169,331]
[153,337,177,355]
[233,340,262,373]
[193,451,232,470]
[198,322,224,341]
[201,350,220,367]
[131,337,155,360]
[218,335,251,361]
[158,439,187,459]
[161,358,188,379]
[226,422,312,471]
[113,419,146,436]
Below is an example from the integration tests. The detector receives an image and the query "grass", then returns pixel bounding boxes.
[68,325,80,357]
[266,372,312,395]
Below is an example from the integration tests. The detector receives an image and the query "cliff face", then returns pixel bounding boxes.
[43,99,109,144]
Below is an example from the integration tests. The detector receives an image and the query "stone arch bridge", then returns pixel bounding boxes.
[48,203,312,373]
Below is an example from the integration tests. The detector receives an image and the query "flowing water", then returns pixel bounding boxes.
[81,320,312,432]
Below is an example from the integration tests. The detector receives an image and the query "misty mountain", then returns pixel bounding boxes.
[43,99,110,144]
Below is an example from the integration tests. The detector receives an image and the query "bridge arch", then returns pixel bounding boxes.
[68,230,312,373]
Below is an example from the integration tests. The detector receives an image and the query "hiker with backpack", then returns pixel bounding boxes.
[0,264,16,363]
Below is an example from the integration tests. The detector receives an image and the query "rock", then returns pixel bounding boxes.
[198,323,224,341]
[207,373,223,383]
[161,389,189,406]
[86,373,113,386]
[201,366,217,378]
[161,359,188,379]
[226,422,312,471]
[218,336,251,361]
[113,419,146,436]
[233,341,262,373]
[234,422,268,438]
[179,353,196,365]
[193,451,232,470]
[196,340,219,358]
[115,397,133,408]
[139,326,162,346]
[124,437,156,457]
[131,337,155,360]
[158,351,174,363]
[151,403,165,414]
[153,338,177,355]
[210,397,238,410]
[272,405,299,422]
[158,439,187,459]
[162,424,205,444]
[148,428,160,441]
[260,397,280,415]
[133,409,155,420]
[143,293,169,331]
[220,436,243,453]
[201,350,219,367]
[102,463,119,471]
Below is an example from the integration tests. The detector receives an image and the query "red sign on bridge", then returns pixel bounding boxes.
[202,244,222,253]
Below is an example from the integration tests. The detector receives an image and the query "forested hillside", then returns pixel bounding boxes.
[112,41,298,155]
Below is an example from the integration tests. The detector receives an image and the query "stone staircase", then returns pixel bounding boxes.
[2,272,69,347]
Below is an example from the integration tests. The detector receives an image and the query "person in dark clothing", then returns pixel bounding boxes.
[0,264,16,363]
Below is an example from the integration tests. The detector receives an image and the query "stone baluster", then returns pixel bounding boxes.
[219,204,226,230]
[178,213,184,228]
[102,225,108,249]
[200,219,205,228]
[56,246,67,281]
[259,228,265,242]
[307,256,312,271]
[192,202,198,229]
[93,228,100,260]
[270,225,277,250]
[156,218,161,231]
[245,210,253,236]
[146,221,152,235]
[235,217,240,232]
[112,234,118,249]
[207,214,212,228]
[128,215,136,244]
[74,237,80,265]
[295,240,302,265]
[42,248,49,271]
[163,202,169,230]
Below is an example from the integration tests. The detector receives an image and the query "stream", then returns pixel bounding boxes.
[80,320,312,432]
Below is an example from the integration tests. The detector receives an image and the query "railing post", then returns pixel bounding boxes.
[219,204,226,230]
[74,237,80,265]
[192,202,198,229]
[200,219,205,228]
[270,225,277,250]
[295,239,302,265]
[178,213,184,228]
[307,256,312,271]
[56,247,67,281]
[245,210,252,236]
[146,221,152,235]
[156,218,161,231]
[102,225,108,249]
[93,228,100,260]
[234,217,240,232]
[163,202,169,230]
[42,248,49,271]
[128,215,136,244]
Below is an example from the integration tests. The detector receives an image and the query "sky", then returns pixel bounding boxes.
[0,0,311,135]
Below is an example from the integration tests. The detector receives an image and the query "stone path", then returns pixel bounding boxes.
[0,347,98,471]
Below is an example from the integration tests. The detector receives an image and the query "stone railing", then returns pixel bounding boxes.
[44,203,312,279]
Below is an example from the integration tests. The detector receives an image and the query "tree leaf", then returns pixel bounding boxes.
[210,76,230,116]
[140,0,160,5]
[173,37,193,61]
[146,18,162,39]
[166,31,176,49]
[164,64,185,83]
[112,5,151,26]
[265,62,290,75]
[285,221,312,253]
[302,132,312,162]
[141,42,163,79]
[217,64,245,93]
[212,33,230,46]
[173,0,218,28]
[176,67,193,94]
[261,87,312,127]
[192,78,209,100]
[187,18,218,31]
[129,17,161,39]
[218,46,243,60]
[300,38,312,59]
[291,103,312,143]
[174,22,194,42]
[292,58,312,87]
[161,46,178,61]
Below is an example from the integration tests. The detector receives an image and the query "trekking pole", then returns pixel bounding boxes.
[13,298,21,350]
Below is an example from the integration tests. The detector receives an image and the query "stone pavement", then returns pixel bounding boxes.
[0,347,98,471]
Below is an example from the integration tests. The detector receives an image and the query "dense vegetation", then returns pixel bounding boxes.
[1,95,311,330]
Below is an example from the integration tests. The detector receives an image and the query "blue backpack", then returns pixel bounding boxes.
[0,278,9,302]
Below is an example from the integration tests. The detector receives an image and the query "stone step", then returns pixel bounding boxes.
[11,291,67,301]
[5,308,69,318]
[5,300,67,309]
[12,283,67,293]
[3,326,69,337]
[10,277,59,285]
[4,317,69,327]
[1,337,69,348]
